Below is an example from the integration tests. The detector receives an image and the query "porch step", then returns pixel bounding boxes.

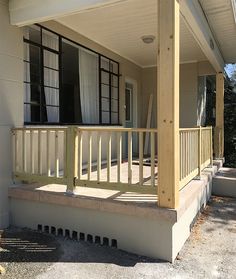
[213,168,236,198]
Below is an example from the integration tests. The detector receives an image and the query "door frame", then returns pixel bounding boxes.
[124,77,138,129]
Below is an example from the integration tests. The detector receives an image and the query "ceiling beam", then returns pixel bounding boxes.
[9,0,128,26]
[180,0,225,72]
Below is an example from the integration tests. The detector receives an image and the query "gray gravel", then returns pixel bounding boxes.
[0,196,236,279]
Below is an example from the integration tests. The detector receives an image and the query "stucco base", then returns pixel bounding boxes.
[9,164,221,262]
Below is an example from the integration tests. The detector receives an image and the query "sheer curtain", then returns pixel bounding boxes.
[79,47,99,124]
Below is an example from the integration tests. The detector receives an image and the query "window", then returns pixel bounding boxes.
[24,25,60,123]
[100,56,119,124]
[23,25,120,125]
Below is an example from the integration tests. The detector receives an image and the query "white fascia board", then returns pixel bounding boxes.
[180,0,225,72]
[9,0,127,26]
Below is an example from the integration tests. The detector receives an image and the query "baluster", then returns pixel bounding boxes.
[117,132,122,183]
[30,130,34,174]
[63,130,67,178]
[55,131,59,177]
[128,131,132,184]
[97,132,101,182]
[151,132,155,187]
[139,131,143,186]
[88,131,92,181]
[107,132,111,182]
[78,130,83,180]
[46,130,51,176]
[14,130,18,173]
[22,130,25,173]
[38,130,42,175]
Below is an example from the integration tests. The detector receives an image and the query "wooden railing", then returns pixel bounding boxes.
[12,127,158,194]
[12,127,67,184]
[179,127,213,189]
[73,127,158,194]
[12,126,212,194]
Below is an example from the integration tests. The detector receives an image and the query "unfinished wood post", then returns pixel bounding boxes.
[157,0,180,208]
[214,73,224,158]
[198,126,202,176]
[66,126,78,193]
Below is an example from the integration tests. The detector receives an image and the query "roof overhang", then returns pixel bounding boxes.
[9,0,226,71]
[180,0,225,72]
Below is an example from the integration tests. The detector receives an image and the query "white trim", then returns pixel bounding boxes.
[180,0,225,72]
[142,60,209,69]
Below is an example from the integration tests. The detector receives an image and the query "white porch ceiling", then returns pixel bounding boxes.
[200,0,236,64]
[56,0,207,67]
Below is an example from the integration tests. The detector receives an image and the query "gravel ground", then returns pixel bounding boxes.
[0,196,236,279]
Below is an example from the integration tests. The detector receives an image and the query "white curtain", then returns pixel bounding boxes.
[43,30,59,122]
[79,47,99,124]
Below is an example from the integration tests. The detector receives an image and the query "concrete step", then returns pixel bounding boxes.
[213,168,236,198]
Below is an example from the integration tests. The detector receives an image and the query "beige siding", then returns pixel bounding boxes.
[0,1,24,228]
[141,62,216,129]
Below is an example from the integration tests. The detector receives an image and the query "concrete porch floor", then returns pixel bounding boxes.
[80,159,158,185]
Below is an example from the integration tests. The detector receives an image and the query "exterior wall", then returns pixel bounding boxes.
[41,21,143,128]
[141,61,216,129]
[0,0,24,228]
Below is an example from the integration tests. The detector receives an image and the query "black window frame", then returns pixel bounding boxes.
[23,24,120,126]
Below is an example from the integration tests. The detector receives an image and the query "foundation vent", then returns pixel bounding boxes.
[37,224,118,249]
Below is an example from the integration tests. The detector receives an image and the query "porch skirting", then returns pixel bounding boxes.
[8,162,222,262]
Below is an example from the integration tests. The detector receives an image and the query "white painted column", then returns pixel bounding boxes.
[0,0,24,228]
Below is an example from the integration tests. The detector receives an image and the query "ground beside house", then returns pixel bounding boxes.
[0,196,235,279]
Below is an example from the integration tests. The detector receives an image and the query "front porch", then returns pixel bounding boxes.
[3,0,230,263]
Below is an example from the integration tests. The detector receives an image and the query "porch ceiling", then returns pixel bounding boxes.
[199,0,236,64]
[56,0,207,67]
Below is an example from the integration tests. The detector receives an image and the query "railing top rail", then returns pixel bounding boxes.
[179,126,212,132]
[12,126,212,134]
[12,127,67,131]
[77,127,158,133]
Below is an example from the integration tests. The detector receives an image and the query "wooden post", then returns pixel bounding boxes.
[214,73,224,158]
[157,0,180,208]
[198,126,202,177]
[66,126,78,193]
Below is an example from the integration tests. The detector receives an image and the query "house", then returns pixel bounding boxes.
[0,0,235,262]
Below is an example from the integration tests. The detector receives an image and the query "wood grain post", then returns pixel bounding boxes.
[66,126,78,193]
[198,126,202,177]
[214,73,224,158]
[157,0,180,208]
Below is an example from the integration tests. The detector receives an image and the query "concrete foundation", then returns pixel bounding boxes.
[8,163,221,262]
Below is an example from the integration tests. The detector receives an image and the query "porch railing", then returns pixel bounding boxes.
[12,127,158,194]
[12,126,212,194]
[179,126,213,189]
